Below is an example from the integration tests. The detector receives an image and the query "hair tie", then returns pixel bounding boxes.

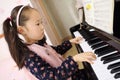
[7,17,13,26]
[7,17,11,20]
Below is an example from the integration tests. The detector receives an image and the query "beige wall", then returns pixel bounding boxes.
[42,0,79,40]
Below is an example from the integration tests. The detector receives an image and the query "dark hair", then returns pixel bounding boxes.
[3,5,33,69]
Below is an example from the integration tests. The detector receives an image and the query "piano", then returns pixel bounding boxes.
[70,24,120,80]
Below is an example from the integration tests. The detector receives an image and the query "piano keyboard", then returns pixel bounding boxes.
[73,30,120,80]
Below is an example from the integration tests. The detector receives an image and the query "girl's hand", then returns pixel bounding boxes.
[73,52,96,64]
[69,37,83,44]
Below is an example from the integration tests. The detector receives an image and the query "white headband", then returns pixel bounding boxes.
[16,6,25,27]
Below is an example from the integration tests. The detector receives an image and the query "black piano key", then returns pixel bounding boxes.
[101,52,120,61]
[86,34,97,40]
[103,54,120,64]
[86,35,97,41]
[95,46,116,55]
[98,48,117,57]
[114,72,120,79]
[111,67,120,74]
[95,46,108,54]
[91,42,108,50]
[87,37,99,42]
[108,62,120,69]
[79,29,91,39]
[79,29,96,41]
[88,38,103,46]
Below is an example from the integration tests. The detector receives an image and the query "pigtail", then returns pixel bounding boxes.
[3,15,30,69]
[3,5,33,69]
[3,18,16,44]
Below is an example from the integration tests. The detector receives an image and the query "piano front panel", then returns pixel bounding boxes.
[70,24,120,80]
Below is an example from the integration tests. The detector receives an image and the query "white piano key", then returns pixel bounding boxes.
[73,31,83,37]
[80,42,93,52]
[73,31,85,42]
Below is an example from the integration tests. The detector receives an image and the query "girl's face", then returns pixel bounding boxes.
[22,9,44,44]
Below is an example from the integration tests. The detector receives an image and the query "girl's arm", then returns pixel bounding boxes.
[51,40,72,55]
[51,37,83,55]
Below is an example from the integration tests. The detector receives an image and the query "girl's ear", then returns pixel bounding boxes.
[17,26,25,34]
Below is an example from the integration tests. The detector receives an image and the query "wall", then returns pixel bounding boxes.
[43,0,79,40]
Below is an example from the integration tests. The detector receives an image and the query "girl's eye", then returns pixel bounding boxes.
[36,23,40,26]
[36,19,43,26]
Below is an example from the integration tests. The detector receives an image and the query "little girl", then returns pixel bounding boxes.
[3,5,96,80]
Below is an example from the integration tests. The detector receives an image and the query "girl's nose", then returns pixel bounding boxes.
[41,25,44,31]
